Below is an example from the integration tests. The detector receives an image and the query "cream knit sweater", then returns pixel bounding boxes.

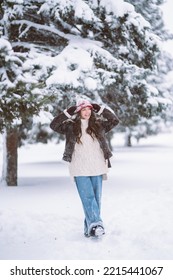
[69,119,108,177]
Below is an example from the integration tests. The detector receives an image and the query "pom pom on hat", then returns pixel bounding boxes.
[75,99,93,112]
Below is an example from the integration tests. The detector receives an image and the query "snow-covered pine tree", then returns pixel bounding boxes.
[125,0,173,144]
[0,37,51,186]
[37,0,171,125]
[7,0,169,124]
[126,0,173,40]
[0,0,64,186]
[1,0,172,184]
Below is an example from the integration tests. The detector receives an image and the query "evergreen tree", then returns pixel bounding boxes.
[38,0,171,126]
[1,0,172,184]
[4,0,170,125]
[124,0,173,144]
[0,0,60,186]
[126,0,172,40]
[0,36,52,185]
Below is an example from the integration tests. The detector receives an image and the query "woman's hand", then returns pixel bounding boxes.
[92,103,101,113]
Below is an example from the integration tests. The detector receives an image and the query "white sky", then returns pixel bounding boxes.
[162,0,173,32]
[161,0,173,54]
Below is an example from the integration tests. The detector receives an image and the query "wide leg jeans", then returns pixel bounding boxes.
[74,175,103,235]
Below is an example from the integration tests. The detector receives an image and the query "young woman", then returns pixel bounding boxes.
[50,99,119,237]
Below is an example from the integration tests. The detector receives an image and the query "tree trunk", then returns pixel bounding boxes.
[2,127,18,186]
[107,131,113,151]
[124,128,132,147]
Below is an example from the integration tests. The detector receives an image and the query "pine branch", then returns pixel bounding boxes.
[11,19,103,46]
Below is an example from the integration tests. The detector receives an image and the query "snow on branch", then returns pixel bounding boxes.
[12,19,70,40]
[11,19,103,47]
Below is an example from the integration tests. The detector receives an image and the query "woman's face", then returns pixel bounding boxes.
[80,107,92,120]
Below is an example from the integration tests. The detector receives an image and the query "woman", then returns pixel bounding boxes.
[50,99,119,237]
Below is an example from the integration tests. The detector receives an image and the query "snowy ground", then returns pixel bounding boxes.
[0,132,173,260]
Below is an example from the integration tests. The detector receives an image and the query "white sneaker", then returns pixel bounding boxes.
[94,226,105,237]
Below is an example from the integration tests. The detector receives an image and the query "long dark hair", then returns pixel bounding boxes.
[73,111,101,144]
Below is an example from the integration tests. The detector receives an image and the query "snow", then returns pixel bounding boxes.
[84,77,97,90]
[0,132,173,260]
[74,0,97,22]
[45,41,122,90]
[32,110,55,125]
[1,0,173,262]
[0,38,12,54]
[46,45,93,88]
[91,0,135,18]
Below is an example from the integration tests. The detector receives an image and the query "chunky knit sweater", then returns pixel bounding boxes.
[69,119,108,177]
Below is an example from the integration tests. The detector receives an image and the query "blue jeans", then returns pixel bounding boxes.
[74,175,103,235]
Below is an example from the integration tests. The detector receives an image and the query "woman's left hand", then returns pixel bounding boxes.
[92,103,100,113]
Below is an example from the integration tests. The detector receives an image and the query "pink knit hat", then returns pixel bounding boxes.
[75,99,93,112]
